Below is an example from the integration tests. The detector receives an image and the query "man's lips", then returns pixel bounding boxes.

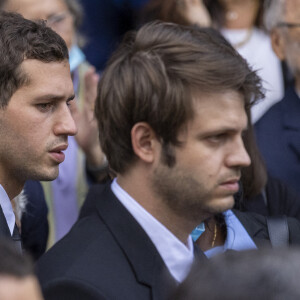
[48,144,68,163]
[219,178,240,192]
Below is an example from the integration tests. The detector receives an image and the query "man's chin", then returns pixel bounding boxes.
[31,167,59,182]
[209,195,235,214]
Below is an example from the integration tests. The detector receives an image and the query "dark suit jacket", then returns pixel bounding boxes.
[80,0,148,71]
[37,182,206,300]
[241,176,300,221]
[0,181,48,258]
[37,182,300,299]
[255,87,300,195]
[233,209,300,247]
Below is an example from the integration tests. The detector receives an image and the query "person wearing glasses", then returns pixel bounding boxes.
[255,0,300,196]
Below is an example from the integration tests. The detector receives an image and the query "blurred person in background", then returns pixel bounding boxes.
[0,241,43,300]
[143,0,284,123]
[4,0,106,246]
[205,0,284,123]
[80,0,149,72]
[255,0,300,197]
[171,248,300,300]
[141,0,211,27]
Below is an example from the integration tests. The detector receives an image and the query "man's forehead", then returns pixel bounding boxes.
[190,90,247,124]
[5,0,37,12]
[21,58,69,74]
[5,0,65,19]
[284,0,300,21]
[18,59,72,93]
[191,89,245,107]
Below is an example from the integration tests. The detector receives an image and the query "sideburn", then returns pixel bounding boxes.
[161,142,176,168]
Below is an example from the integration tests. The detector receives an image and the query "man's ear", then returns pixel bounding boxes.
[131,122,158,163]
[271,28,286,61]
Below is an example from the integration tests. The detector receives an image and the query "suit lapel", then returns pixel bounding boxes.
[93,183,177,299]
[232,209,271,248]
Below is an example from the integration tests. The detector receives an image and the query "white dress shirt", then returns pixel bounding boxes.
[111,179,194,283]
[0,184,16,235]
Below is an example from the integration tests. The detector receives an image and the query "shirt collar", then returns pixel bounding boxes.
[205,209,257,258]
[0,185,16,235]
[111,178,194,283]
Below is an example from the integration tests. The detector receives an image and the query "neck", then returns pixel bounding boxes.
[196,217,226,251]
[223,0,259,29]
[0,173,23,201]
[117,170,207,244]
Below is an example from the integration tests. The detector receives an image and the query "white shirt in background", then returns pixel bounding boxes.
[222,28,284,123]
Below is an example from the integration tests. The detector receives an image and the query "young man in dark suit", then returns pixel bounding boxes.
[0,11,77,251]
[37,22,262,299]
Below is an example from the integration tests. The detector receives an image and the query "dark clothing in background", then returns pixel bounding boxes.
[242,176,300,221]
[255,87,300,196]
[80,0,149,71]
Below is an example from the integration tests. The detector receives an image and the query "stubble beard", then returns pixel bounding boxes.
[150,163,231,224]
[12,160,59,183]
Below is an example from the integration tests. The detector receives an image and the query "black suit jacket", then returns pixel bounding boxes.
[233,209,300,247]
[37,182,206,300]
[255,87,300,195]
[0,181,48,259]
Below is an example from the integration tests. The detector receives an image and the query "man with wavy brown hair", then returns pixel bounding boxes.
[37,21,262,300]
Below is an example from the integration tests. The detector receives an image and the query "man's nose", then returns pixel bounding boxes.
[226,139,251,168]
[53,104,78,137]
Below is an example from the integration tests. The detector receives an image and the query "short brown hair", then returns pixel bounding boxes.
[95,21,263,174]
[0,11,69,108]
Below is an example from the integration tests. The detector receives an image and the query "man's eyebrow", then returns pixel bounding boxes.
[199,125,249,136]
[210,126,247,133]
[34,94,75,102]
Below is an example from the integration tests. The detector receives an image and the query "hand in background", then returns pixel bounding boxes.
[179,0,211,27]
[70,67,106,168]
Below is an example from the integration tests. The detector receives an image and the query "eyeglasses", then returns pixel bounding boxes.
[47,12,71,29]
[277,22,300,28]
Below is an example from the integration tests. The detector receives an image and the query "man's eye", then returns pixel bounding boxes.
[66,99,73,107]
[207,134,226,144]
[37,103,53,112]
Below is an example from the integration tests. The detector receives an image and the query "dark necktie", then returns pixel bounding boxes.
[12,224,22,254]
